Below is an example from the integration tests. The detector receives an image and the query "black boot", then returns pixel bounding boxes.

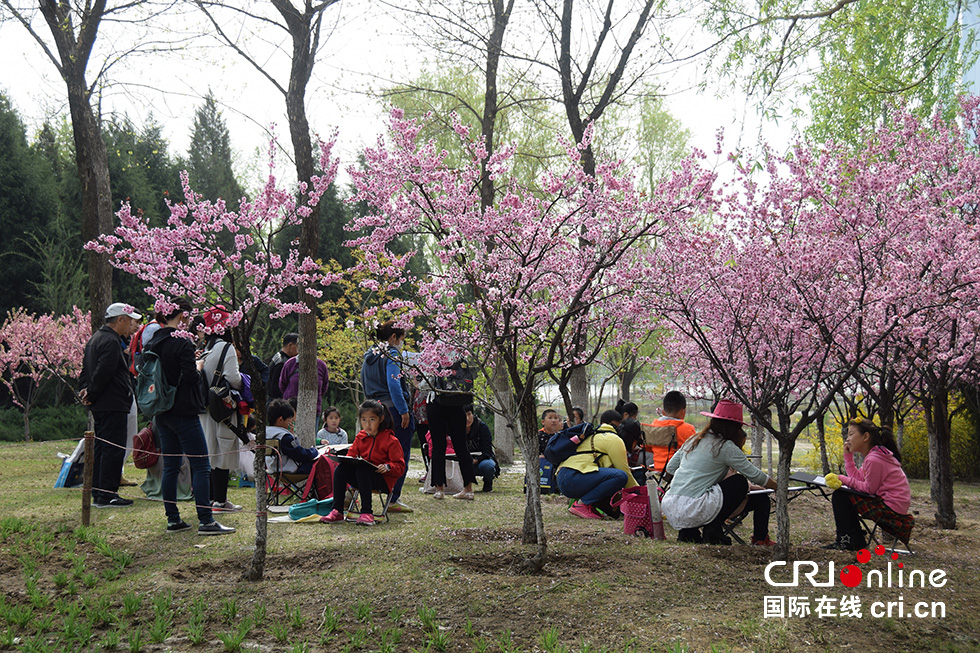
[677,528,703,543]
[702,524,732,545]
[823,531,866,551]
[482,477,493,493]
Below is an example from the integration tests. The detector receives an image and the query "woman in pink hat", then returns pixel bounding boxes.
[660,400,777,545]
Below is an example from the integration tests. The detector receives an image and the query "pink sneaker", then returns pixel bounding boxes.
[568,501,602,520]
[355,513,376,526]
[319,509,344,523]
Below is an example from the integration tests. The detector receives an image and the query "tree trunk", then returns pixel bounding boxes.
[569,367,589,416]
[619,356,639,403]
[923,397,940,502]
[773,437,796,561]
[276,0,323,449]
[931,390,957,529]
[492,362,515,464]
[67,82,113,332]
[816,412,830,475]
[517,396,546,572]
[895,415,905,450]
[23,405,31,442]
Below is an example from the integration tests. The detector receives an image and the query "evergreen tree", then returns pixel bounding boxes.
[187,91,245,210]
[0,94,61,316]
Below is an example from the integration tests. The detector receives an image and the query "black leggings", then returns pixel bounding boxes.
[705,475,771,540]
[211,468,230,504]
[427,402,476,487]
[832,488,863,537]
[332,462,389,514]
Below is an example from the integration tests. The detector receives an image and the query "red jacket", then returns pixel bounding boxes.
[348,428,406,491]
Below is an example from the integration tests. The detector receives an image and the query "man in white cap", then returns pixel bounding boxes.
[80,303,142,507]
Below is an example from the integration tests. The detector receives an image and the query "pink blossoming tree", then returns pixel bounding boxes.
[87,137,339,581]
[651,100,980,555]
[0,307,90,441]
[349,109,715,570]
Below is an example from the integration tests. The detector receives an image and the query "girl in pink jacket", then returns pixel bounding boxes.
[823,419,914,551]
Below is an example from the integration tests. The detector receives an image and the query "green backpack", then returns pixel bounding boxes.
[136,344,177,417]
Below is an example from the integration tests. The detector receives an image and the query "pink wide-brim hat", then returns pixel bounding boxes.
[700,399,751,426]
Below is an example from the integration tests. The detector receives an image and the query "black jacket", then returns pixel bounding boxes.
[80,325,133,412]
[465,417,496,463]
[146,327,205,416]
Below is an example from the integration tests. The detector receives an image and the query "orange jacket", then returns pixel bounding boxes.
[348,428,406,491]
[643,417,696,472]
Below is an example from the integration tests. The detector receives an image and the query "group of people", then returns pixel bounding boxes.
[537,392,914,551]
[324,322,499,525]
[81,299,913,545]
[80,300,237,534]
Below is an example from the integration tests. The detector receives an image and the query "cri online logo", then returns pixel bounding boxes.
[765,546,947,589]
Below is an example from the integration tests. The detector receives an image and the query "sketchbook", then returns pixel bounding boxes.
[328,455,379,470]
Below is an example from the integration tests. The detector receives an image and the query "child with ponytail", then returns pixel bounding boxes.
[823,418,914,551]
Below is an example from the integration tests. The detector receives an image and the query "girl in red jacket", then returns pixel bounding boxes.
[320,400,406,526]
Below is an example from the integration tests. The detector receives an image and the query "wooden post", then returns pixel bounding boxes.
[82,430,94,526]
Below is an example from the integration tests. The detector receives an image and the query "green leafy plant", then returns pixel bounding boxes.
[81,572,98,589]
[320,606,340,636]
[379,626,402,653]
[101,565,122,581]
[287,601,306,630]
[100,627,122,650]
[121,592,142,617]
[417,604,437,633]
[353,599,372,623]
[127,627,144,653]
[428,629,451,652]
[217,619,252,652]
[347,627,368,649]
[149,611,173,644]
[539,626,569,653]
[463,617,476,638]
[253,603,267,622]
[288,642,309,653]
[220,598,238,624]
[269,619,290,643]
[53,571,71,589]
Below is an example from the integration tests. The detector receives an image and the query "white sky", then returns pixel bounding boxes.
[0,2,795,192]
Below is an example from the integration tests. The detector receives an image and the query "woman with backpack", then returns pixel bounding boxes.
[360,321,415,513]
[199,306,246,513]
[144,299,234,535]
[556,409,638,519]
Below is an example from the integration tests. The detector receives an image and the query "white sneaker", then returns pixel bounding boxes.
[212,500,243,512]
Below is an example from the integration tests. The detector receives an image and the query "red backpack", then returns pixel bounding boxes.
[133,424,160,469]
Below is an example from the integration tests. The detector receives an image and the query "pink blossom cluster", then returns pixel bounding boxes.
[648,98,980,429]
[86,137,340,329]
[348,109,717,379]
[0,306,91,409]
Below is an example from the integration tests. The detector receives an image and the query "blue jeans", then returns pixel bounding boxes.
[476,459,496,481]
[556,467,628,505]
[155,413,213,525]
[387,406,415,502]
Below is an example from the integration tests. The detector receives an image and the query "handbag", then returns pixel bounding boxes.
[205,342,236,423]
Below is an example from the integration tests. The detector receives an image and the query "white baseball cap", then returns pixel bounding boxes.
[104,303,142,320]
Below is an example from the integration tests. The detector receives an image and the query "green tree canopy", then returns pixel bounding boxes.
[187,91,245,211]
[0,94,61,316]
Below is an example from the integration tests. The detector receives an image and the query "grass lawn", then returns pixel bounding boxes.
[1,438,978,652]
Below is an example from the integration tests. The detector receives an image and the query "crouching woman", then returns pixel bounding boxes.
[661,400,776,545]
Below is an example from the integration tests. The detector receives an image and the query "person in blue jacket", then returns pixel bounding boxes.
[360,321,415,512]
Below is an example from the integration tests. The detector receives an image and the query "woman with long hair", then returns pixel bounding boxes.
[661,400,776,545]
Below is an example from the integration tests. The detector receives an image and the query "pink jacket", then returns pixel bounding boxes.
[839,446,911,515]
